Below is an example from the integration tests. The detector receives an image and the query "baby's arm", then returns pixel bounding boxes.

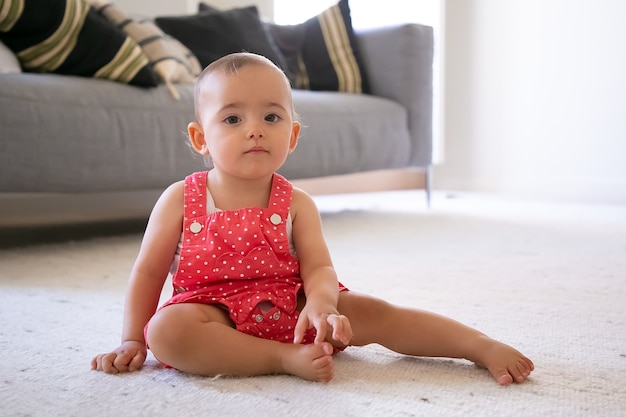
[290,188,352,346]
[91,181,185,373]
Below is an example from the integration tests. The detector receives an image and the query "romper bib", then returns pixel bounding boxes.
[159,171,316,343]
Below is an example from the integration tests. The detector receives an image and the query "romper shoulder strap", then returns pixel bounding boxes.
[183,171,208,222]
[267,173,293,216]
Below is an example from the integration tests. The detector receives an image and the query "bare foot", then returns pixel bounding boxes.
[471,336,534,385]
[279,342,335,382]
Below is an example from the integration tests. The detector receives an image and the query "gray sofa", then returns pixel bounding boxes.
[0,23,433,228]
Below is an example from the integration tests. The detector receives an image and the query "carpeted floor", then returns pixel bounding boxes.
[1,191,625,417]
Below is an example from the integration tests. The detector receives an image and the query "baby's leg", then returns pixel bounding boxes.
[146,303,335,382]
[337,291,534,385]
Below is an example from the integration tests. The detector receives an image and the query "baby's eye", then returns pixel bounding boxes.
[265,113,281,122]
[224,115,240,124]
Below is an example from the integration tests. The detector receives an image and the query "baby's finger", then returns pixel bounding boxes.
[90,356,99,370]
[101,353,119,374]
[113,351,132,373]
[314,318,328,344]
[293,314,309,344]
[328,315,353,345]
[128,351,146,372]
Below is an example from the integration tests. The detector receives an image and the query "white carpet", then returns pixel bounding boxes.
[1,191,625,417]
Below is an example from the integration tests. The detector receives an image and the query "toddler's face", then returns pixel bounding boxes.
[195,63,300,179]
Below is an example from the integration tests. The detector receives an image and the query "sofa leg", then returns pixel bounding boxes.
[425,165,433,208]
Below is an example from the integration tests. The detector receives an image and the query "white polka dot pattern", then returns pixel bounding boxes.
[161,172,304,333]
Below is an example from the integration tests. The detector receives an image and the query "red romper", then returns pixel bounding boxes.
[154,171,346,345]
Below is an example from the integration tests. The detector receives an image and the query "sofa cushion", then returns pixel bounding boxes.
[263,0,369,94]
[0,72,202,193]
[280,90,410,178]
[0,72,410,192]
[0,0,158,86]
[155,6,287,71]
[88,0,201,99]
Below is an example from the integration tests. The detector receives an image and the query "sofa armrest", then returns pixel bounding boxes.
[356,24,434,167]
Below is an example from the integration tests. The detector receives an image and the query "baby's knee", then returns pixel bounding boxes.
[145,308,179,353]
[146,303,232,352]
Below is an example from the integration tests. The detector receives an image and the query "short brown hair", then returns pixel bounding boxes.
[193,52,291,122]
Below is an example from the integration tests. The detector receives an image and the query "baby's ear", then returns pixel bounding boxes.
[188,122,209,155]
[288,121,301,153]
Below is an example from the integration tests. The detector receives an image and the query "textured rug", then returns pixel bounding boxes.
[1,191,625,417]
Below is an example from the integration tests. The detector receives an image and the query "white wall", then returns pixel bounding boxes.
[205,0,273,19]
[112,0,273,19]
[439,0,626,204]
[112,0,197,16]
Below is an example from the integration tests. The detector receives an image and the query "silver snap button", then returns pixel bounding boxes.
[270,213,282,225]
[255,314,263,323]
[189,221,203,233]
[273,311,281,321]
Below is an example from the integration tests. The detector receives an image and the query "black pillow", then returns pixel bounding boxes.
[0,0,158,87]
[264,22,306,88]
[265,0,369,94]
[155,6,287,71]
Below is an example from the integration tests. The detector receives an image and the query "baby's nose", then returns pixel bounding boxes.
[247,124,265,139]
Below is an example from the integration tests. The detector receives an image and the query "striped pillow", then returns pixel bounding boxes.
[0,0,158,87]
[88,0,202,99]
[265,0,369,94]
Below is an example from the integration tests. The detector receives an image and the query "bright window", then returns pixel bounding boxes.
[274,0,440,28]
[274,0,445,164]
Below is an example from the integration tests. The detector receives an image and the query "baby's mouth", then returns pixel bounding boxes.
[245,146,268,154]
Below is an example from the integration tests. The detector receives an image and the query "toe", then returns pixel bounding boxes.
[496,372,513,386]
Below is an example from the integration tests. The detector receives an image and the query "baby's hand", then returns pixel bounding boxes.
[294,303,353,346]
[91,340,147,374]
[323,313,353,346]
